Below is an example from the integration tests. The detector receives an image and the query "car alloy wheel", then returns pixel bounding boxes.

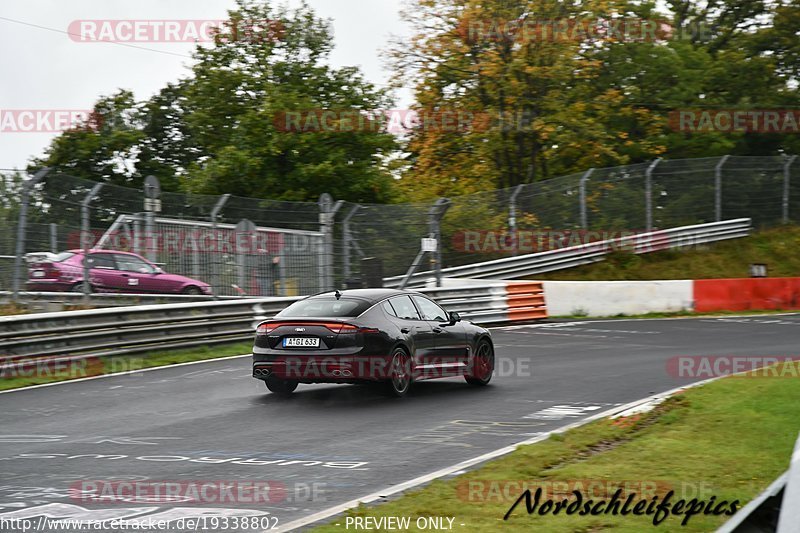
[466,340,494,386]
[387,348,412,397]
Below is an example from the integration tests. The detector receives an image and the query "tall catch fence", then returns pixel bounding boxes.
[3,155,799,297]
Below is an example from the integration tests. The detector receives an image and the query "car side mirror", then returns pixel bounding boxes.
[447,311,461,325]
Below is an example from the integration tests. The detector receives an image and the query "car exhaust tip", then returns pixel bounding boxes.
[332,370,342,377]
[341,369,353,377]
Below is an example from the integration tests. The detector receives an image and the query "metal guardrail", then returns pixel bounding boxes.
[384,219,753,288]
[0,297,303,370]
[0,283,535,371]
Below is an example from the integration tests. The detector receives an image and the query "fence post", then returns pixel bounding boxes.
[579,168,595,229]
[235,219,256,294]
[12,167,50,303]
[81,183,104,298]
[342,205,361,282]
[318,194,343,291]
[715,155,730,222]
[509,185,524,256]
[783,155,797,224]
[143,175,161,263]
[49,223,58,253]
[645,158,662,232]
[428,198,452,287]
[210,193,230,299]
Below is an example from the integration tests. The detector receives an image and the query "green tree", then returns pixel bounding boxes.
[32,0,398,203]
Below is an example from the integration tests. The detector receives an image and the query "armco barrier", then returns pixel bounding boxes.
[694,278,800,312]
[385,218,752,287]
[0,283,548,371]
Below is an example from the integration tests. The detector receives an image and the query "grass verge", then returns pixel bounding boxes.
[0,342,252,392]
[312,362,800,532]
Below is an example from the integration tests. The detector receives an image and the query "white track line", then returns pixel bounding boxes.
[0,354,251,395]
[272,377,720,532]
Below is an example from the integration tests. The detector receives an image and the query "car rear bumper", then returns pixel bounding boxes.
[25,280,69,291]
[252,354,394,382]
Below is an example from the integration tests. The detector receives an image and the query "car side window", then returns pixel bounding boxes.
[87,253,116,269]
[389,296,421,320]
[382,301,398,317]
[114,254,156,274]
[412,295,448,322]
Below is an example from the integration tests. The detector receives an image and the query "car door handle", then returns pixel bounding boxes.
[401,327,411,334]
[432,327,443,333]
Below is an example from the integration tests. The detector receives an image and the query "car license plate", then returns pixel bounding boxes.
[32,270,45,278]
[283,337,319,348]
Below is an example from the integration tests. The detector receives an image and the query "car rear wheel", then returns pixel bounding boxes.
[466,340,494,386]
[70,282,93,293]
[386,348,412,397]
[182,286,203,295]
[264,375,298,396]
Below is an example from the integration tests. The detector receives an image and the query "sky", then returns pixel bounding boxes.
[0,0,410,171]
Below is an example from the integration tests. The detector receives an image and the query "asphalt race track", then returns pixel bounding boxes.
[1,314,799,532]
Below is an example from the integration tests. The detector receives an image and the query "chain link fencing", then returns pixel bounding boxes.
[2,155,798,298]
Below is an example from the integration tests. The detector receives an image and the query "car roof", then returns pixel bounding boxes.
[309,288,419,304]
[67,249,139,256]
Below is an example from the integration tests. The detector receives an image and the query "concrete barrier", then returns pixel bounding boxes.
[542,280,694,317]
[694,277,800,312]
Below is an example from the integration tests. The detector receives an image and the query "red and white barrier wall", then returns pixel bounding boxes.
[542,280,694,317]
[436,277,800,318]
[545,278,800,317]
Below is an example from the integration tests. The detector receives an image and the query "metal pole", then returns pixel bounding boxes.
[783,155,797,224]
[329,200,344,290]
[49,223,58,253]
[715,155,730,222]
[342,205,361,282]
[645,158,662,232]
[579,168,595,229]
[81,183,104,298]
[210,194,230,299]
[509,185,524,256]
[428,198,451,287]
[143,175,161,263]
[12,168,50,302]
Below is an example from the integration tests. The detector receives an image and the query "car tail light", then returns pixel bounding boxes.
[256,322,377,335]
[33,262,62,278]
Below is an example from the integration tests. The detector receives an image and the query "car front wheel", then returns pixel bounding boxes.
[466,340,494,386]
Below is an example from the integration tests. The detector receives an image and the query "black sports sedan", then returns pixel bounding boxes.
[252,288,495,397]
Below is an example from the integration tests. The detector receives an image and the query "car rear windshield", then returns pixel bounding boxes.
[276,297,372,318]
[52,252,75,263]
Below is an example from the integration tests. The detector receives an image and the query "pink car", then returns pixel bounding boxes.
[26,250,212,295]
